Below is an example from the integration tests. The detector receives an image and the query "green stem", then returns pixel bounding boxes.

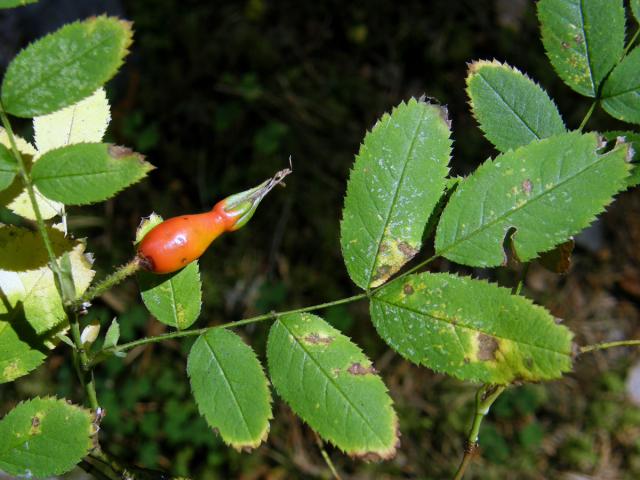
[579,339,640,355]
[452,384,506,480]
[513,263,529,295]
[577,102,596,132]
[91,293,368,366]
[314,432,342,480]
[0,104,101,410]
[623,27,640,58]
[75,257,142,308]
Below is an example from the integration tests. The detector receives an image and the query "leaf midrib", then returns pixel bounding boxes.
[365,107,428,287]
[202,336,254,441]
[278,319,389,447]
[475,71,541,142]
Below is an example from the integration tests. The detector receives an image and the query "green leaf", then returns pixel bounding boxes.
[341,98,451,289]
[632,0,640,24]
[267,313,398,459]
[602,47,640,124]
[0,397,94,477]
[187,329,272,449]
[371,273,574,384]
[0,225,95,336]
[1,16,132,118]
[103,318,120,349]
[0,128,63,221]
[138,261,202,330]
[0,0,37,8]
[0,320,47,384]
[435,132,630,267]
[538,0,625,97]
[31,143,153,205]
[466,60,566,152]
[34,88,111,153]
[0,143,17,192]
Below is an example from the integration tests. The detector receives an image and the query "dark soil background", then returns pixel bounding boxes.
[2,1,640,479]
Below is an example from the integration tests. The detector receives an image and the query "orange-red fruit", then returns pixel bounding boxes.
[137,203,234,274]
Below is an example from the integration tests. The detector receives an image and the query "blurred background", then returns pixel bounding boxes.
[2,0,640,478]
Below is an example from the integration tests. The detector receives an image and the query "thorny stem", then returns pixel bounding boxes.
[75,257,142,308]
[314,432,342,480]
[453,384,506,480]
[579,339,640,354]
[0,106,100,411]
[577,102,596,132]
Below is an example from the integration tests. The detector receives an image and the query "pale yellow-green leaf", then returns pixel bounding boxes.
[0,128,62,220]
[33,88,111,153]
[0,225,95,335]
[0,127,36,156]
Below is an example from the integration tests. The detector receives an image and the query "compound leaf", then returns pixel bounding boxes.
[341,98,451,289]
[603,130,640,187]
[371,273,574,384]
[602,46,640,125]
[31,143,153,205]
[187,329,272,450]
[466,60,566,152]
[435,132,630,267]
[138,261,201,330]
[0,322,47,384]
[0,397,94,477]
[34,88,111,153]
[1,16,132,117]
[538,0,625,97]
[267,313,398,459]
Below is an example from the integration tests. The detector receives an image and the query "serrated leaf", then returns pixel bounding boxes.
[138,261,201,330]
[0,225,95,336]
[341,98,451,289]
[371,273,574,384]
[0,144,17,192]
[435,132,630,267]
[267,313,398,459]
[187,329,272,449]
[538,0,625,97]
[0,397,94,477]
[1,16,132,118]
[0,0,37,8]
[31,143,153,205]
[466,60,566,152]
[0,128,62,221]
[602,47,640,125]
[103,318,120,349]
[34,88,111,153]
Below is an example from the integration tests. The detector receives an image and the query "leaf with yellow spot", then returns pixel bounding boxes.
[340,97,452,289]
[0,397,94,477]
[537,0,625,97]
[267,313,399,459]
[371,273,574,384]
[435,132,630,267]
[138,260,202,330]
[187,329,272,450]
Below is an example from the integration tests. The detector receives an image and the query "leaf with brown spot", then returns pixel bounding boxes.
[371,272,574,384]
[267,313,398,458]
[341,98,452,289]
